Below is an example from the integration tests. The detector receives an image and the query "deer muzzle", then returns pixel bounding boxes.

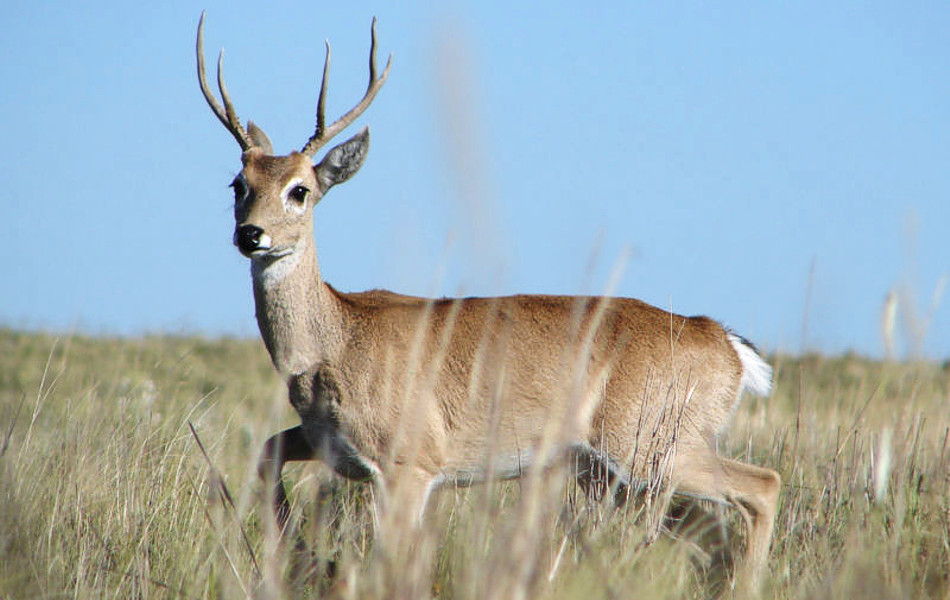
[234,224,271,257]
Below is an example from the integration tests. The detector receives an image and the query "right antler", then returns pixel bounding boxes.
[300,17,392,158]
[196,12,253,151]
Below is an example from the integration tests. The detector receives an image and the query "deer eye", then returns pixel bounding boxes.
[230,176,248,203]
[288,185,309,204]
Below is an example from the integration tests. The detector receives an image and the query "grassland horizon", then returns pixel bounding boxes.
[1,328,947,599]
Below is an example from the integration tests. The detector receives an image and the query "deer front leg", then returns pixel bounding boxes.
[258,425,315,533]
[371,465,436,552]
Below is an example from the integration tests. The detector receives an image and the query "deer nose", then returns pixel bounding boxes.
[235,224,265,256]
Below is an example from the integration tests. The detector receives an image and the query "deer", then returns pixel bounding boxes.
[196,13,781,587]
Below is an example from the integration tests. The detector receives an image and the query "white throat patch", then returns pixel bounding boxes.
[251,244,304,289]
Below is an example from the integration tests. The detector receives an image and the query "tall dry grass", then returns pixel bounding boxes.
[0,329,947,598]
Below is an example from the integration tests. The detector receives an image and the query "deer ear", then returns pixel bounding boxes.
[247,120,274,154]
[314,127,370,192]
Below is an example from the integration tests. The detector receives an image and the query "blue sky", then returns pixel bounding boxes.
[2,1,947,358]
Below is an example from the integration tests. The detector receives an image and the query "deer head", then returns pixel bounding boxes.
[196,13,391,262]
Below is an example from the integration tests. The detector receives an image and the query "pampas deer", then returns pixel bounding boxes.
[196,13,780,584]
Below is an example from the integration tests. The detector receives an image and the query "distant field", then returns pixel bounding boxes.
[1,329,947,598]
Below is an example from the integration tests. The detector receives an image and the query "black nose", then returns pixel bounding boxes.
[235,224,264,255]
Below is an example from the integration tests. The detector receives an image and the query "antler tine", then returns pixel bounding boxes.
[301,17,392,157]
[314,40,331,144]
[216,51,251,150]
[196,14,227,127]
[368,16,380,83]
[196,12,252,151]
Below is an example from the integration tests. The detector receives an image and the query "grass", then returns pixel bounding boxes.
[0,328,948,598]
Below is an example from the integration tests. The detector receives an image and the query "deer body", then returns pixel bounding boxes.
[274,282,751,484]
[197,13,780,585]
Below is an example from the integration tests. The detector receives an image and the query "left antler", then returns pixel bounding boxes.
[300,17,392,157]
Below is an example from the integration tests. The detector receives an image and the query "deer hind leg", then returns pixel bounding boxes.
[718,458,781,582]
[673,453,781,587]
[572,445,742,594]
[664,499,734,596]
[257,425,315,533]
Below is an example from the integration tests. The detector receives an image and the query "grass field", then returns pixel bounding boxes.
[0,328,947,599]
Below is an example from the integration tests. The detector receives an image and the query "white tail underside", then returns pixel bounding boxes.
[728,333,773,397]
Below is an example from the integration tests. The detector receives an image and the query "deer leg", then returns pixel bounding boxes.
[373,465,436,548]
[664,499,734,596]
[257,425,315,533]
[375,465,435,528]
[673,452,781,588]
[717,458,781,583]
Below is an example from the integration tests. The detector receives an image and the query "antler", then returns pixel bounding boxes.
[196,12,253,151]
[301,17,392,157]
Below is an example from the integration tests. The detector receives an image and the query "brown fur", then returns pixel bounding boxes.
[237,147,780,585]
[198,21,780,588]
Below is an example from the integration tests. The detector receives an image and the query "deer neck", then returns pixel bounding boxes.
[250,239,344,378]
